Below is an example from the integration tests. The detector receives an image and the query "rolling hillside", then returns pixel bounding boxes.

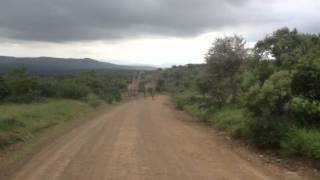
[0,56,156,75]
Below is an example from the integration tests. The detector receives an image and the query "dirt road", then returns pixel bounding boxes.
[12,96,314,180]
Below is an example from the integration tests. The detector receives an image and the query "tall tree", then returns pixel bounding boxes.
[205,35,247,105]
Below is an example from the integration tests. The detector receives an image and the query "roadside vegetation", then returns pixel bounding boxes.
[0,100,95,149]
[162,27,320,162]
[0,68,128,149]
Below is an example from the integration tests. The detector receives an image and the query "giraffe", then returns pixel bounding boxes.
[133,72,142,96]
[127,72,142,98]
[127,73,136,97]
[144,72,160,100]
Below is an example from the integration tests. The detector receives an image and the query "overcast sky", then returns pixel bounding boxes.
[0,0,319,66]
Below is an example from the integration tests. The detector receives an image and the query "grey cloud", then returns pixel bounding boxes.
[0,0,318,42]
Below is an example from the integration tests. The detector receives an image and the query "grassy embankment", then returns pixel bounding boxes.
[0,99,98,149]
[172,93,320,161]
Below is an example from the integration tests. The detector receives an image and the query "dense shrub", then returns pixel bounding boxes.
[37,79,58,97]
[249,59,275,84]
[281,128,320,159]
[173,95,189,110]
[211,107,250,139]
[107,89,122,102]
[286,97,320,127]
[184,104,211,122]
[56,80,90,99]
[85,93,103,108]
[249,117,289,148]
[171,92,201,111]
[242,84,261,115]
[291,59,320,101]
[239,71,258,93]
[3,68,42,102]
[245,71,292,147]
[245,71,292,117]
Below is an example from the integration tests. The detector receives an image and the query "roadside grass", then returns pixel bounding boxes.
[173,93,250,139]
[185,104,250,139]
[184,104,211,121]
[0,99,96,148]
[281,128,320,159]
[207,107,250,139]
[171,94,320,161]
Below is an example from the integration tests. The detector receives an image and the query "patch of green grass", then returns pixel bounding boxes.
[0,99,95,148]
[207,107,250,138]
[281,128,320,159]
[182,102,250,139]
[85,93,104,108]
[171,91,193,110]
[184,104,211,122]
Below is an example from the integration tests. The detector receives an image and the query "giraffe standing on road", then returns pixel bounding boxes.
[144,72,160,100]
[127,73,136,97]
[128,72,142,97]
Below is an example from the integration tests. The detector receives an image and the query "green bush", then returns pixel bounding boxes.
[286,97,320,127]
[249,117,289,148]
[56,80,90,99]
[240,71,258,92]
[12,89,42,103]
[172,93,192,110]
[291,59,320,101]
[3,68,42,103]
[174,97,188,110]
[101,88,122,103]
[245,71,292,147]
[243,84,261,115]
[244,71,292,117]
[281,128,320,159]
[249,59,275,84]
[85,93,103,108]
[37,79,58,97]
[258,71,292,115]
[184,104,211,122]
[211,107,250,138]
[113,90,122,102]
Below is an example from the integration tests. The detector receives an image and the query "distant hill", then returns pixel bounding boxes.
[0,56,156,75]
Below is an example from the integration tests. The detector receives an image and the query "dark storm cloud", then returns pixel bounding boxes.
[0,0,318,42]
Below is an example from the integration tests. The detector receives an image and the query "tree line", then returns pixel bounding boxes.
[0,68,128,106]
